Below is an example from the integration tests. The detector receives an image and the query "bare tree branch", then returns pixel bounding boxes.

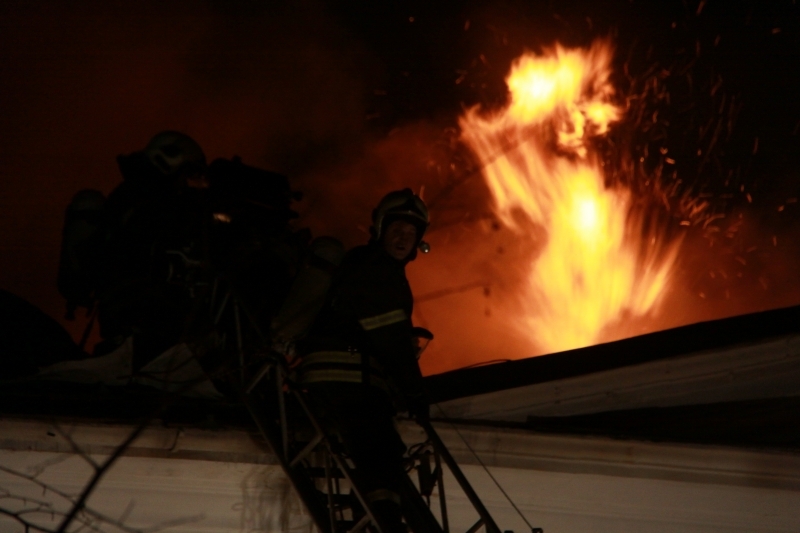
[1,496,101,533]
[52,366,229,533]
[51,423,99,470]
[0,466,142,533]
[54,421,148,533]
[0,506,56,533]
[26,454,72,479]
[4,286,255,533]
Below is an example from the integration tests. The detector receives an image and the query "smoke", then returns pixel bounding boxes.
[3,0,800,376]
[0,2,374,326]
[0,0,529,374]
[291,120,541,374]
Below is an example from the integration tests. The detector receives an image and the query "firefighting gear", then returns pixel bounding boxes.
[305,383,410,533]
[97,153,205,363]
[52,148,510,530]
[143,130,207,177]
[370,188,431,260]
[57,189,106,319]
[270,236,345,346]
[203,157,304,351]
[76,131,303,369]
[207,156,300,224]
[300,243,425,403]
[411,326,434,359]
[296,236,428,530]
[295,350,392,393]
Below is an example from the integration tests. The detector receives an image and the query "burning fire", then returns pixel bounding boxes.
[460,41,679,353]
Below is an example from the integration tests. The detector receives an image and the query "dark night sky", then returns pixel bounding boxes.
[2,0,799,373]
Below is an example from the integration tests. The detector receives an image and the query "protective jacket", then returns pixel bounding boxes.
[95,153,201,363]
[297,242,424,407]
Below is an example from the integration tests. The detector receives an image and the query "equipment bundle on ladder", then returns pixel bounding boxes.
[240,353,522,533]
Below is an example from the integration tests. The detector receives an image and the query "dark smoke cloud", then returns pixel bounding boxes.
[3,0,800,376]
[292,121,541,373]
[0,0,524,374]
[0,0,379,347]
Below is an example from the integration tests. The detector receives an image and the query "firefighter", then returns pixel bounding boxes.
[57,189,107,323]
[296,188,431,533]
[95,131,208,365]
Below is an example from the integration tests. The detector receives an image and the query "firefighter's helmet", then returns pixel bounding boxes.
[143,131,207,177]
[371,188,430,254]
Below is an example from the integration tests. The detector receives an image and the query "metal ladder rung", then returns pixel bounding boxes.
[245,361,273,393]
[308,466,346,479]
[289,431,324,467]
[240,349,509,533]
[347,514,372,533]
[317,490,353,509]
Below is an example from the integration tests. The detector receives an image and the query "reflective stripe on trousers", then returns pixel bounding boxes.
[366,488,401,506]
[296,350,390,393]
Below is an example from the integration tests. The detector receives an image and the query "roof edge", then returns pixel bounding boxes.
[424,304,800,403]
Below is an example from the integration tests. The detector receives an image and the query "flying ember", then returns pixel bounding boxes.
[460,40,679,353]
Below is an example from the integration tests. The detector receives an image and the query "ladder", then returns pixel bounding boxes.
[240,354,507,533]
[203,278,537,533]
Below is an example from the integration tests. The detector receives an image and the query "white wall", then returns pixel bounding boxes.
[1,420,798,533]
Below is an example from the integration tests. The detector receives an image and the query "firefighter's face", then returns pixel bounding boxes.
[383,220,417,261]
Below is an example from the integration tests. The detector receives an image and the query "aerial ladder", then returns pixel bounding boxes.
[55,152,539,532]
[241,353,506,533]
[204,275,535,533]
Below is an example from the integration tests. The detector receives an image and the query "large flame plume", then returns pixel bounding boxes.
[460,41,680,353]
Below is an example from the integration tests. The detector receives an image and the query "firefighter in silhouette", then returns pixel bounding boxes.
[58,189,107,324]
[96,131,208,366]
[296,189,431,533]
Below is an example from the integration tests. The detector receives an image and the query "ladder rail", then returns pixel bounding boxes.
[434,450,450,533]
[243,352,392,533]
[217,284,507,533]
[289,386,389,533]
[416,419,502,533]
[244,357,505,533]
[240,392,334,533]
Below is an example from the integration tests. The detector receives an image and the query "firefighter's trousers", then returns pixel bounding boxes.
[306,382,408,532]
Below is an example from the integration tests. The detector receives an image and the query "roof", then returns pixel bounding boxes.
[426,303,800,403]
[3,305,800,450]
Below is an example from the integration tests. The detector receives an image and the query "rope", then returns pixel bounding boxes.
[433,403,536,532]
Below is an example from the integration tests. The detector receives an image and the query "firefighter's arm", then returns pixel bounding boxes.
[358,309,425,402]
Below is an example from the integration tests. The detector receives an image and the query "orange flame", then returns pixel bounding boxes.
[460,41,679,353]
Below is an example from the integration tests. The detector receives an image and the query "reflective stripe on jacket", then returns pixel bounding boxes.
[299,244,423,401]
[296,350,391,393]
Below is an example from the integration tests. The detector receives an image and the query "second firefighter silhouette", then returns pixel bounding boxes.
[297,189,431,532]
[95,131,209,364]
